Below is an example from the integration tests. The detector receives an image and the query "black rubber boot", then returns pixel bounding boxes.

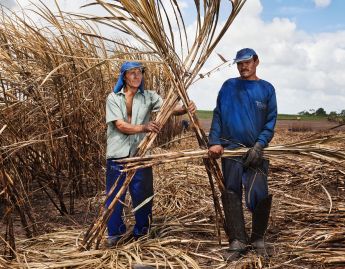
[221,190,248,261]
[251,194,273,257]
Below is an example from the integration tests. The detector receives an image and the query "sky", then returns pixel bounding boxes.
[190,0,345,114]
[1,0,345,114]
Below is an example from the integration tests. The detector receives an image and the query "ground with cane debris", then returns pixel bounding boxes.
[1,125,344,269]
[1,1,344,267]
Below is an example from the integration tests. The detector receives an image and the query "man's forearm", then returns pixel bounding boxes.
[172,104,187,116]
[114,120,144,135]
[172,101,197,116]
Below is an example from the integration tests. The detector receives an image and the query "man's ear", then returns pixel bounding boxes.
[255,58,260,67]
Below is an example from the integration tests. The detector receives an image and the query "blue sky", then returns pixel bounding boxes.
[260,0,345,33]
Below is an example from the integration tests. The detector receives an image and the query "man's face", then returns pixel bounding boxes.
[124,67,143,89]
[236,58,259,80]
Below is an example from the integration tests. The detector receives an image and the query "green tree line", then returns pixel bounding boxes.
[298,108,345,122]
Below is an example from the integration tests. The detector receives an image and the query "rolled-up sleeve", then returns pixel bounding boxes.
[150,91,163,111]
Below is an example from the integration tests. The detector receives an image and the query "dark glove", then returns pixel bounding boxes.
[243,142,263,168]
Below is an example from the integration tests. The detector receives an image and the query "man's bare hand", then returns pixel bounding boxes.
[208,145,224,159]
[185,101,197,114]
[173,101,197,116]
[142,121,160,133]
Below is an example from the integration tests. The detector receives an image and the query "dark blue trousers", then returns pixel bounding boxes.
[221,157,269,212]
[106,159,153,238]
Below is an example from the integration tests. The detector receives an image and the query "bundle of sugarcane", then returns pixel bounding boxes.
[0,3,117,256]
[4,130,345,268]
[0,1,182,256]
[81,0,247,249]
[118,135,345,172]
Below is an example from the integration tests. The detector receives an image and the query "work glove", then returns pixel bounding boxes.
[243,142,263,168]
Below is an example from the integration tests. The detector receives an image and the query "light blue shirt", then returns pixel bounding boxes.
[106,89,163,159]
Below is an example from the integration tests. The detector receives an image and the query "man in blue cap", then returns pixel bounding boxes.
[208,48,277,259]
[105,61,196,247]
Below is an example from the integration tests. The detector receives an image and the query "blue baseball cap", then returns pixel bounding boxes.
[233,48,257,64]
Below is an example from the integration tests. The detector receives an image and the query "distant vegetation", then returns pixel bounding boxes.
[298,108,345,123]
[278,114,327,120]
[196,110,214,119]
[196,108,345,123]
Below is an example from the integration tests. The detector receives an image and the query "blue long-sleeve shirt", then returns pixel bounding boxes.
[209,78,277,149]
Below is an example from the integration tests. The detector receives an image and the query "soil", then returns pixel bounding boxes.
[1,127,344,268]
[199,119,345,132]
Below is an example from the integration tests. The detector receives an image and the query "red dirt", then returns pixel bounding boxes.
[199,119,345,132]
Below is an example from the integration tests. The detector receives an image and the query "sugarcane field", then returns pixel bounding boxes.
[1,1,345,269]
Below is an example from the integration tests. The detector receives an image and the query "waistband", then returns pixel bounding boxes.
[107,155,129,161]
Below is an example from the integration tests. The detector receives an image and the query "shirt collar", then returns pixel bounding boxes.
[115,87,144,96]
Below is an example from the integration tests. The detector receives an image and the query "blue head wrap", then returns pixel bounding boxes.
[113,61,145,93]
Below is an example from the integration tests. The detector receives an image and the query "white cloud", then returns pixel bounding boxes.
[314,0,332,8]
[189,0,345,114]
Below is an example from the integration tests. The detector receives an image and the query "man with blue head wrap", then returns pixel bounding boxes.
[208,48,277,260]
[113,61,145,93]
[105,61,196,247]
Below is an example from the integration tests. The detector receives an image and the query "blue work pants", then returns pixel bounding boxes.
[221,157,269,212]
[105,159,153,238]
